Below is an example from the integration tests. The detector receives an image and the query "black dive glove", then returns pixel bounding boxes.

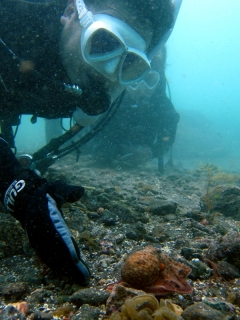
[0,138,90,285]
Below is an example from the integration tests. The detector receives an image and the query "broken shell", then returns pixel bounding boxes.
[129,295,159,312]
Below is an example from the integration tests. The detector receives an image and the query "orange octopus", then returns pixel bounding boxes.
[106,246,192,295]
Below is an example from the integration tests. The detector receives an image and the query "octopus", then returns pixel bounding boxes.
[106,246,192,295]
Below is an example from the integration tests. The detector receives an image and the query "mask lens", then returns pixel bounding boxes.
[121,52,150,83]
[88,29,122,55]
[144,71,160,89]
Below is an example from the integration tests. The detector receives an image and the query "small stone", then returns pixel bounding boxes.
[30,311,53,320]
[111,203,135,223]
[0,282,28,301]
[72,304,101,320]
[202,186,240,219]
[149,200,178,216]
[163,214,177,221]
[27,289,46,304]
[0,305,25,320]
[126,230,139,240]
[99,211,117,226]
[181,247,195,260]
[207,231,240,269]
[217,261,240,280]
[135,221,146,234]
[87,212,99,219]
[189,259,211,280]
[70,288,109,307]
[97,194,110,204]
[185,210,204,221]
[182,302,225,320]
[101,259,108,268]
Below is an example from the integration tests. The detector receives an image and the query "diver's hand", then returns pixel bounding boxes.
[5,170,90,285]
[0,139,90,285]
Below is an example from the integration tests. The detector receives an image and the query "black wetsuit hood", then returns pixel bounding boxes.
[0,0,110,122]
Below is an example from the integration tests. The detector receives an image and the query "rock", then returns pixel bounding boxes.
[0,282,28,301]
[149,200,178,216]
[151,225,170,242]
[66,208,86,231]
[206,231,240,269]
[202,298,236,316]
[0,256,43,286]
[181,247,196,260]
[163,214,177,221]
[0,305,26,320]
[110,203,135,223]
[125,222,147,240]
[135,222,146,235]
[27,289,50,304]
[134,212,149,223]
[202,186,240,219]
[99,210,118,226]
[125,229,140,241]
[188,259,211,280]
[0,213,26,258]
[185,210,205,221]
[212,223,229,236]
[143,234,159,243]
[189,219,211,234]
[105,284,148,316]
[30,311,53,320]
[72,304,101,320]
[70,288,109,307]
[83,198,98,212]
[226,291,240,306]
[182,302,226,320]
[87,212,100,219]
[217,261,240,280]
[97,194,110,204]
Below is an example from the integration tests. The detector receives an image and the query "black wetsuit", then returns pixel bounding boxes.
[0,0,109,123]
[0,136,91,284]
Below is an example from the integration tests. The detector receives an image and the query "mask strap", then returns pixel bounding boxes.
[75,0,94,28]
[148,0,183,60]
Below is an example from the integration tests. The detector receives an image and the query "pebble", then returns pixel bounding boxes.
[70,288,109,307]
[182,301,229,320]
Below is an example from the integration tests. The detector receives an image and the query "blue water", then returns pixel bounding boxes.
[166,0,240,171]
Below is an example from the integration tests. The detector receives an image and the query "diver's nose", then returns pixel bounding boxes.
[103,57,121,75]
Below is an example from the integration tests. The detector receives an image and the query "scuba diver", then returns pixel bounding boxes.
[89,46,180,172]
[0,0,182,284]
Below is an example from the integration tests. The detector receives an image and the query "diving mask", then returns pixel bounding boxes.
[129,71,160,91]
[76,0,182,85]
[76,0,150,85]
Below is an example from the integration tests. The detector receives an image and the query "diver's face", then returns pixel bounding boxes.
[60,2,96,87]
[60,1,153,87]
